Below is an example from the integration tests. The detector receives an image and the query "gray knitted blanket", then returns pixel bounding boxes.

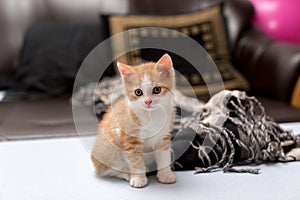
[72,77,300,174]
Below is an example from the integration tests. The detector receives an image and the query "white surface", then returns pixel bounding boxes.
[0,123,300,200]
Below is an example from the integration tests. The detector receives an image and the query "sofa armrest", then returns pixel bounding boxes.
[233,26,300,103]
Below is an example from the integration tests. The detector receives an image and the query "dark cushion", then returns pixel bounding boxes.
[102,4,249,99]
[7,23,114,99]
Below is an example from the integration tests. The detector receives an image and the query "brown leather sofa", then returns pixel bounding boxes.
[0,0,299,140]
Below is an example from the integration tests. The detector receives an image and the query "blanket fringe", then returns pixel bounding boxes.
[191,91,299,174]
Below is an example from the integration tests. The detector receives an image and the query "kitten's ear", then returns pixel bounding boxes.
[155,54,173,76]
[117,62,133,77]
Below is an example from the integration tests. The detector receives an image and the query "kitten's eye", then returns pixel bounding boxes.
[152,86,162,94]
[134,89,143,96]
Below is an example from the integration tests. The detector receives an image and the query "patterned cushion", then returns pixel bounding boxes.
[102,4,249,99]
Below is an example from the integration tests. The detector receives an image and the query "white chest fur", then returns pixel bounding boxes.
[139,107,172,149]
[138,108,172,168]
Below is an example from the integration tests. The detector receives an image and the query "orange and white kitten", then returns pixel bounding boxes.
[91,54,176,188]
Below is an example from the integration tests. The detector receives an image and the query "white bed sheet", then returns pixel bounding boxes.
[0,122,299,200]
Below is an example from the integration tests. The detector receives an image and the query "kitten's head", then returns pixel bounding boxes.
[117,54,174,111]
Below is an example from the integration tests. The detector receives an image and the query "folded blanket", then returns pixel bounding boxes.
[72,77,300,174]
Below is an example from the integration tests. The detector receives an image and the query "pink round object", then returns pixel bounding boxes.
[249,0,300,44]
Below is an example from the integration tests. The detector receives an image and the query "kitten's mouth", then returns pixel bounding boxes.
[146,105,153,109]
[144,104,155,110]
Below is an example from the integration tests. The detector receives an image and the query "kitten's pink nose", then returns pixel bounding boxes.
[144,98,153,106]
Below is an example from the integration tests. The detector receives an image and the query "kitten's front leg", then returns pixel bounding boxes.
[155,135,176,184]
[122,136,148,188]
[124,152,148,188]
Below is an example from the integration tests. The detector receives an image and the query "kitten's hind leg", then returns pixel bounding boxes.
[92,155,130,181]
[91,154,109,175]
[113,171,130,181]
[103,169,130,181]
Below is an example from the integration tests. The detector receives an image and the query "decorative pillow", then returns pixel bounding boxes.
[102,4,249,99]
[8,23,115,99]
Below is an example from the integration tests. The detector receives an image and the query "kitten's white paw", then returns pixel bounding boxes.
[157,171,176,184]
[130,175,148,188]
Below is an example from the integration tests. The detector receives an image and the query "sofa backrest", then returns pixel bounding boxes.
[0,0,253,90]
